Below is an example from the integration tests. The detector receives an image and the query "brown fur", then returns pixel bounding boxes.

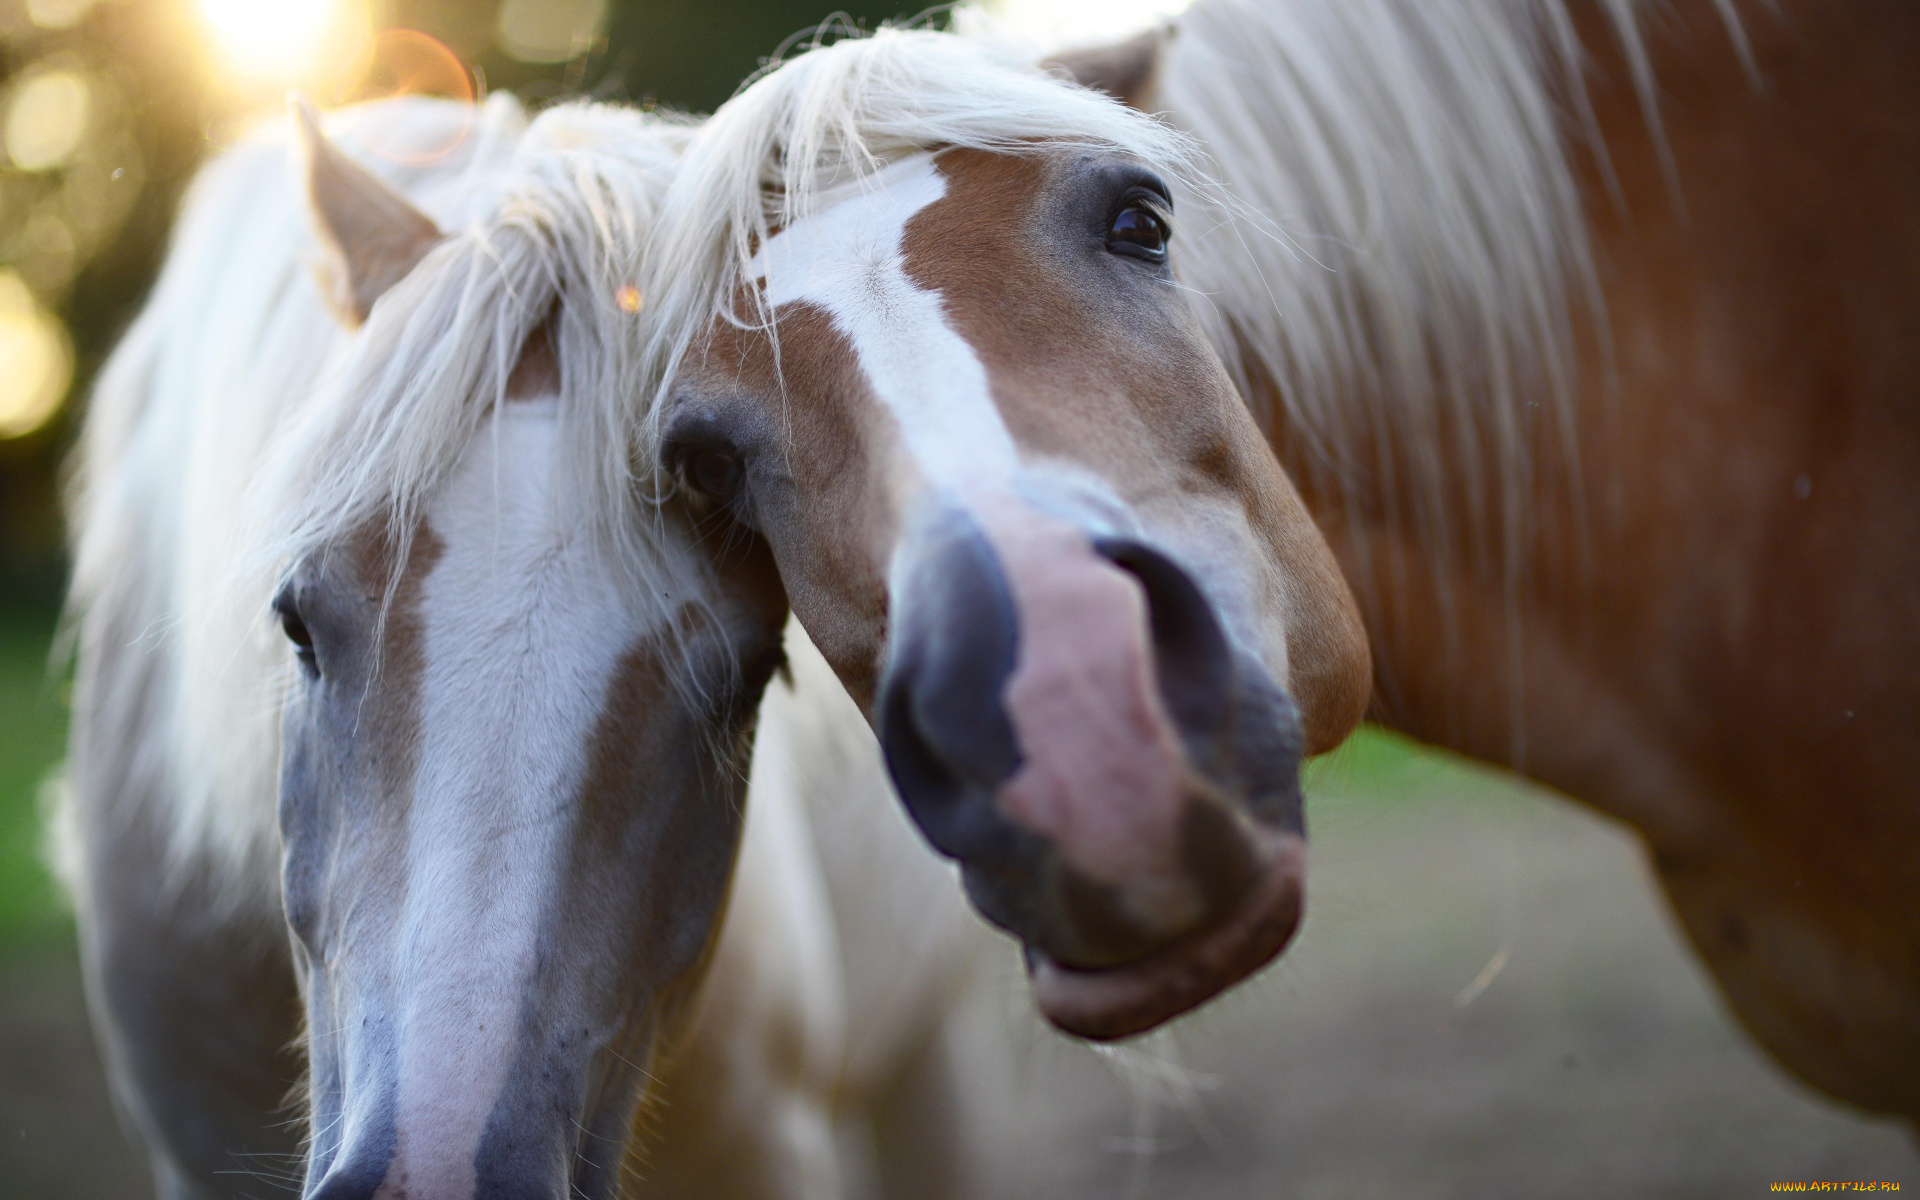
[505,316,562,400]
[1085,0,1920,1119]
[900,150,1371,753]
[347,522,440,805]
[686,305,900,711]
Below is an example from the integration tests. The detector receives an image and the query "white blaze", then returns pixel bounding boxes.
[751,153,1019,495]
[390,398,643,1186]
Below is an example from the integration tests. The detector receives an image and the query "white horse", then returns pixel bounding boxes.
[56,91,975,1199]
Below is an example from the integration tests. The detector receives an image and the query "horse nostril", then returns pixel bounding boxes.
[1093,537,1236,745]
[1097,536,1305,832]
[879,665,976,855]
[306,1165,386,1200]
[879,507,1026,861]
[881,642,1061,944]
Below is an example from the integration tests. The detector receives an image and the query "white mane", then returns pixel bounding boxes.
[65,94,696,906]
[1155,0,1625,596]
[638,26,1204,427]
[1151,0,1744,733]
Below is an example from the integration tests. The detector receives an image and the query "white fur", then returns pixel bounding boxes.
[751,153,1018,495]
[388,399,646,1180]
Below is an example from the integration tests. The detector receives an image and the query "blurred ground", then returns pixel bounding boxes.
[954,753,1920,1199]
[0,606,1913,1198]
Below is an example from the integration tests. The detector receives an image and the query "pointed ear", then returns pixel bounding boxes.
[1044,25,1170,111]
[291,96,443,327]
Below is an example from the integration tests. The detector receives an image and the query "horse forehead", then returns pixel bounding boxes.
[752,153,950,306]
[751,152,1026,496]
[414,404,656,725]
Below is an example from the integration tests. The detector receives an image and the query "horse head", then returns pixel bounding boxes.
[271,106,785,1197]
[647,33,1370,1041]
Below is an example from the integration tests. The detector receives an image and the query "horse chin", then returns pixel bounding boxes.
[1025,831,1305,1041]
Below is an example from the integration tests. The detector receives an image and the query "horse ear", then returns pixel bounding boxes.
[291,96,443,328]
[1045,25,1170,111]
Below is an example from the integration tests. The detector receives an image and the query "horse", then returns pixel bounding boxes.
[638,0,1918,1124]
[637,28,1373,1049]
[53,92,873,1198]
[1038,0,1920,1123]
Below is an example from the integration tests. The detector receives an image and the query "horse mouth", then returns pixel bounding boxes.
[1025,832,1305,1041]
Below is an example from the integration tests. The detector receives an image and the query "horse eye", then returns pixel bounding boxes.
[272,590,318,671]
[678,447,743,506]
[1107,205,1170,260]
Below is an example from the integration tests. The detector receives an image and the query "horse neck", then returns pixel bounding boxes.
[1156,0,1769,767]
[1146,0,1627,764]
[1168,0,1614,512]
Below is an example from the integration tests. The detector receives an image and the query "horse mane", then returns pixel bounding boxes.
[638,25,1203,428]
[1154,0,1748,745]
[248,98,701,626]
[1156,0,1626,592]
[64,94,696,908]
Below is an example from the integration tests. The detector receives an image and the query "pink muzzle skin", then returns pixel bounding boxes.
[876,489,1308,1039]
[973,501,1307,1031]
[988,513,1195,911]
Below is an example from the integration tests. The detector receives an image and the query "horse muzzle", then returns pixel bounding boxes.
[299,998,637,1200]
[879,498,1307,1039]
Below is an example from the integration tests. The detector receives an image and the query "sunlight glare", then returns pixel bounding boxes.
[198,0,369,86]
[25,0,98,31]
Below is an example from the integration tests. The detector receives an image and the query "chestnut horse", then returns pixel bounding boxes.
[641,30,1371,1046]
[1038,0,1919,1122]
[647,0,1918,1125]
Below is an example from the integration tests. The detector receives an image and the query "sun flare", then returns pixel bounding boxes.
[197,0,369,86]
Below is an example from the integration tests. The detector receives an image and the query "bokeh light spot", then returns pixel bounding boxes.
[497,0,606,65]
[0,272,72,440]
[24,0,98,31]
[5,68,90,172]
[616,285,642,313]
